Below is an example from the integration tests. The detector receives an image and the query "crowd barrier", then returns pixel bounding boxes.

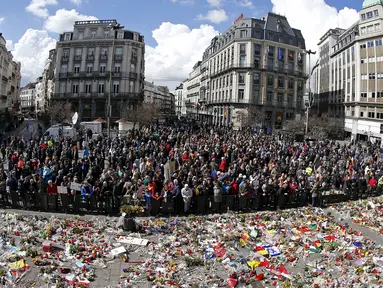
[0,186,381,216]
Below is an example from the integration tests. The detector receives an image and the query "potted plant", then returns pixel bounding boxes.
[120,205,144,231]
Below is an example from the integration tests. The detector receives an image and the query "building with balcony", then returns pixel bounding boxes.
[184,13,307,129]
[20,82,37,113]
[143,81,175,114]
[328,0,383,142]
[0,33,21,112]
[311,28,346,116]
[52,20,145,121]
[174,83,185,116]
[37,49,56,113]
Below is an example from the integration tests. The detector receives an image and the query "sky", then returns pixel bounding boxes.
[0,0,364,90]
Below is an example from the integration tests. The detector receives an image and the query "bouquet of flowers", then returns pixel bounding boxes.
[120,205,144,215]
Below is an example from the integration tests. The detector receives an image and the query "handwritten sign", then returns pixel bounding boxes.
[70,183,82,191]
[78,150,84,158]
[3,163,7,171]
[58,186,68,194]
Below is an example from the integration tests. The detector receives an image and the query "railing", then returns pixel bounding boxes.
[2,76,8,82]
[52,92,143,99]
[86,55,94,61]
[100,54,108,60]
[74,55,82,61]
[114,54,123,60]
[187,83,200,90]
[61,56,69,62]
[129,72,137,79]
[113,72,122,77]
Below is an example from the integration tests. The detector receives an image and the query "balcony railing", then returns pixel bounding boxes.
[74,55,82,61]
[100,54,108,60]
[113,72,122,77]
[61,56,69,62]
[52,92,143,100]
[2,76,8,83]
[86,55,94,61]
[114,54,123,60]
[129,72,138,79]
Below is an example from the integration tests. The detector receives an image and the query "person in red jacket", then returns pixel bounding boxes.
[219,157,227,172]
[46,180,58,195]
[230,180,239,195]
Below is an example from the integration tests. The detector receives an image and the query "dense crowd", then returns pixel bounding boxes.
[1,122,383,215]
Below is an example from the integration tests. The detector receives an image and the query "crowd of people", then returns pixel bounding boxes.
[0,122,382,215]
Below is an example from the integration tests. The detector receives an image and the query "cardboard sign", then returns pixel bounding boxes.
[70,182,82,191]
[78,150,84,158]
[117,236,149,246]
[58,186,68,194]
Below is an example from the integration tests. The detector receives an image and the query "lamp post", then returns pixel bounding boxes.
[107,22,124,139]
[305,49,316,136]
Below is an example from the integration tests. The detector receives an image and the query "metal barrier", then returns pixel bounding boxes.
[0,187,379,216]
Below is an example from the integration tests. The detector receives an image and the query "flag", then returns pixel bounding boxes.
[298,52,302,62]
[278,48,284,60]
[288,51,293,60]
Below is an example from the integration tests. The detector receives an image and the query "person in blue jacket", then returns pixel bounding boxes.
[81,180,93,199]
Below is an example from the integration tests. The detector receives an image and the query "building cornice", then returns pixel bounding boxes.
[57,40,144,48]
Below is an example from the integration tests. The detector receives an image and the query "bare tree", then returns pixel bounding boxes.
[120,103,160,128]
[47,102,73,124]
[238,106,266,127]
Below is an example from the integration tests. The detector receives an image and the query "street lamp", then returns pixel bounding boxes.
[304,49,316,136]
[107,22,124,139]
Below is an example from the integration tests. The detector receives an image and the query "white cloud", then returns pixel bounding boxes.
[44,9,97,33]
[26,0,58,18]
[197,9,228,24]
[271,0,359,68]
[0,17,4,24]
[239,0,253,8]
[207,0,222,7]
[145,22,218,89]
[6,40,14,51]
[70,0,84,5]
[11,29,56,85]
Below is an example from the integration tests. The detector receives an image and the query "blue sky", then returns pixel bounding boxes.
[0,0,364,88]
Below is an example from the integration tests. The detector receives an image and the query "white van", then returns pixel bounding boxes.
[43,125,75,139]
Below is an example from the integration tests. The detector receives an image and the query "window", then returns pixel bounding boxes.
[368,41,374,48]
[88,48,94,55]
[114,65,121,73]
[85,83,92,93]
[65,33,71,41]
[288,78,294,89]
[360,43,366,49]
[78,32,83,40]
[368,112,375,118]
[267,91,273,103]
[376,40,383,46]
[253,44,261,55]
[129,81,134,92]
[367,25,374,33]
[361,27,366,35]
[75,48,82,56]
[374,10,379,17]
[240,44,246,54]
[288,50,294,61]
[253,73,260,85]
[113,81,120,93]
[104,31,109,39]
[239,55,246,67]
[63,49,69,57]
[72,83,78,93]
[277,94,284,104]
[118,32,124,39]
[240,30,247,38]
[59,83,65,93]
[362,13,366,20]
[239,73,245,84]
[99,65,106,73]
[361,92,367,98]
[375,23,381,32]
[267,75,274,86]
[230,74,233,85]
[101,48,108,55]
[367,11,373,19]
[87,64,93,74]
[115,47,123,55]
[238,89,244,100]
[98,82,105,93]
[278,48,284,61]
[278,77,284,88]
[91,30,96,39]
[361,74,368,80]
[268,46,274,57]
[73,65,80,74]
[369,73,376,79]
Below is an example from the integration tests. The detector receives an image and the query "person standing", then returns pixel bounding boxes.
[181,184,192,213]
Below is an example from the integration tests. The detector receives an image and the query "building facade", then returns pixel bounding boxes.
[20,82,37,113]
[328,0,383,142]
[0,33,21,112]
[174,83,185,116]
[184,13,307,130]
[312,28,345,116]
[38,49,56,113]
[143,81,174,113]
[52,20,145,121]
